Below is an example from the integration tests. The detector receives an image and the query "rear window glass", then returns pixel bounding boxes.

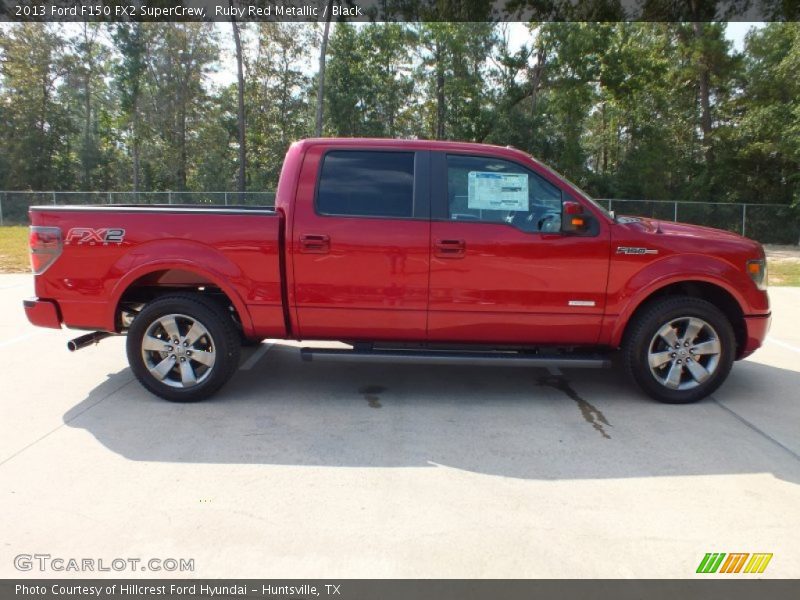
[317,151,414,218]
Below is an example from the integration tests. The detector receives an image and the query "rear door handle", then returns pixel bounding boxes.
[434,239,466,258]
[299,234,330,254]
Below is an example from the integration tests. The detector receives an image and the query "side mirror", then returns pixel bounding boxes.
[561,200,593,234]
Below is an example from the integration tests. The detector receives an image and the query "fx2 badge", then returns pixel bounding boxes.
[616,246,658,255]
[65,227,126,245]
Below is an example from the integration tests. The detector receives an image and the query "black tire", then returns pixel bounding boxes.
[240,336,264,347]
[126,293,241,402]
[622,296,735,404]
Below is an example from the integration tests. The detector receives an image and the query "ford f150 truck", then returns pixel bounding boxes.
[24,138,771,403]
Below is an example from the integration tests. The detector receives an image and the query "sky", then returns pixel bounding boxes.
[506,21,761,53]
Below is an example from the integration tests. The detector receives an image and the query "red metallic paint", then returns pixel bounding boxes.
[603,216,770,347]
[23,298,61,329]
[26,138,771,360]
[28,210,285,337]
[287,143,429,340]
[741,314,772,358]
[427,222,610,344]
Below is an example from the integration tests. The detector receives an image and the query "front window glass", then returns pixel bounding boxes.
[446,154,562,233]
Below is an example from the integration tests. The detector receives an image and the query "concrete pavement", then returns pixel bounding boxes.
[1,274,798,578]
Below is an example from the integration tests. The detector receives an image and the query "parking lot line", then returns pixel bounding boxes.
[0,377,135,468]
[712,397,800,462]
[240,341,274,370]
[766,337,800,354]
[0,330,45,349]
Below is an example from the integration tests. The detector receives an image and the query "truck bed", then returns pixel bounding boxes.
[28,205,287,339]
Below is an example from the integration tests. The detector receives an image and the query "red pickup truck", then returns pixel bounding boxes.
[24,138,770,403]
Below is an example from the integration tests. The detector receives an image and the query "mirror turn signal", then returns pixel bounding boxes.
[562,200,590,234]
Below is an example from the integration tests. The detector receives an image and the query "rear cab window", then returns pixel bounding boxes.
[316,151,415,218]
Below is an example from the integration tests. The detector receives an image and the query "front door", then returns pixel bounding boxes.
[427,152,610,345]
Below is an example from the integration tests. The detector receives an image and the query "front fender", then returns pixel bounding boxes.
[607,253,754,347]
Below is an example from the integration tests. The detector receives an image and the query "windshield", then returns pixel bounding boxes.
[527,155,613,220]
[582,193,614,219]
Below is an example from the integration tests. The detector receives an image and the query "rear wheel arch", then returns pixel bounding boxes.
[126,292,242,401]
[110,264,255,338]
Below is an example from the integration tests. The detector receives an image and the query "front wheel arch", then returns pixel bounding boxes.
[618,280,746,358]
[622,295,736,403]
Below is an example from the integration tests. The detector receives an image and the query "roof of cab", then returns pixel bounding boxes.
[294,137,535,162]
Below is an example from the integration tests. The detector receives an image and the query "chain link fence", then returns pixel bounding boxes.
[0,192,797,244]
[598,199,800,245]
[0,191,276,226]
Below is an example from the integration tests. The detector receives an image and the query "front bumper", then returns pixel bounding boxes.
[739,313,771,359]
[23,298,62,329]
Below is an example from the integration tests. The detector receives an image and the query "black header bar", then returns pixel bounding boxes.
[1,0,797,23]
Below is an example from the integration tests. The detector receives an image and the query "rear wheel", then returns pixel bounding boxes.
[126,294,241,402]
[623,296,735,403]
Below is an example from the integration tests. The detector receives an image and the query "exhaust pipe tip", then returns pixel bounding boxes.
[67,331,113,352]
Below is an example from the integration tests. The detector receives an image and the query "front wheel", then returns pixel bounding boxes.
[126,294,241,402]
[623,296,735,404]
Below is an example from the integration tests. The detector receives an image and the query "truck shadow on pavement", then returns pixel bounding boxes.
[63,342,800,483]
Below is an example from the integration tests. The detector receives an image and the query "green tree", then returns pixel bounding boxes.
[59,23,123,191]
[732,23,800,205]
[416,23,496,141]
[246,23,315,190]
[112,22,149,191]
[325,23,372,136]
[143,23,218,190]
[0,24,69,190]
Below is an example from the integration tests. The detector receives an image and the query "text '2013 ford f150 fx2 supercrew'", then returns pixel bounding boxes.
[24,138,771,403]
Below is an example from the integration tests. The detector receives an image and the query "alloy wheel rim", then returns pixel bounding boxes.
[647,316,721,391]
[141,313,216,388]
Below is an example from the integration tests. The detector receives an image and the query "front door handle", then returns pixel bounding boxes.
[299,234,330,254]
[435,239,466,258]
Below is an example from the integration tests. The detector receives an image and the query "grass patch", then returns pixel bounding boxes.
[0,226,30,273]
[768,259,800,286]
[1,224,799,286]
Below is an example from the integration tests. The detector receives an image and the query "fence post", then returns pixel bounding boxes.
[108,192,112,205]
[0,191,4,226]
[741,204,747,237]
[224,192,228,206]
[608,199,613,213]
[52,191,57,206]
[168,191,173,205]
[673,201,678,222]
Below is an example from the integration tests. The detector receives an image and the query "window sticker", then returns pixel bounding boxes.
[467,171,529,211]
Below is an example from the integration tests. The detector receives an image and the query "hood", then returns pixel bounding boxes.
[616,216,753,244]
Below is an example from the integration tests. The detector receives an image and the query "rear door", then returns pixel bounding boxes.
[427,152,610,345]
[291,146,431,340]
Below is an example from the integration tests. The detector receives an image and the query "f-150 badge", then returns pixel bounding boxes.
[616,246,658,255]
